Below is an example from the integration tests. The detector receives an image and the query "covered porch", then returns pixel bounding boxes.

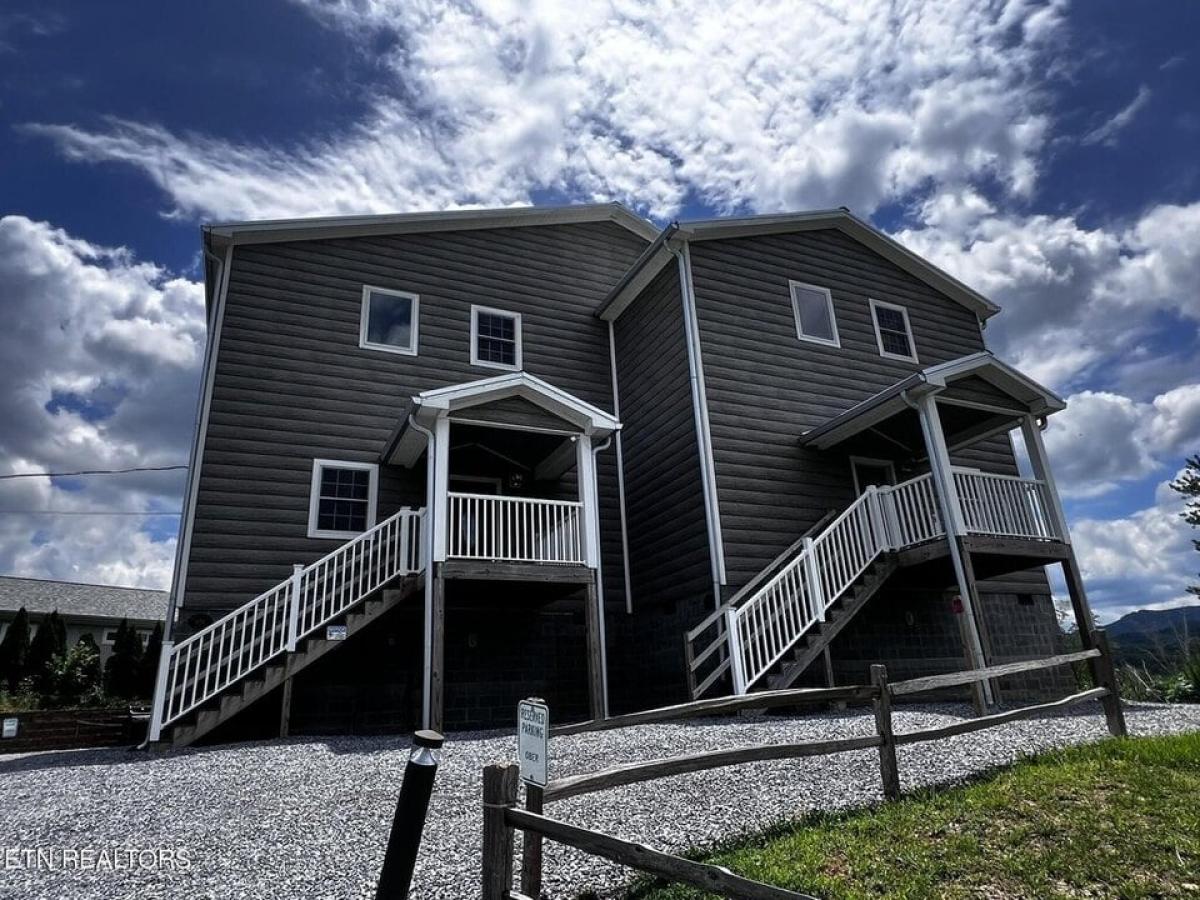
[800,352,1089,707]
[384,371,621,730]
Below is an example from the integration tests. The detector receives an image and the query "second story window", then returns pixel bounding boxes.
[870,298,918,363]
[360,286,419,356]
[471,305,522,370]
[789,280,840,347]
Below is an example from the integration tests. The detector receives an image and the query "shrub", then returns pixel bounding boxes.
[25,610,67,694]
[136,622,163,699]
[104,619,144,699]
[52,637,104,706]
[0,608,31,692]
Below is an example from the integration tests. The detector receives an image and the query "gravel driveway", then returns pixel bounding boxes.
[3,701,1198,899]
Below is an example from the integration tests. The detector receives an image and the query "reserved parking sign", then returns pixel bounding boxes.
[517,698,549,786]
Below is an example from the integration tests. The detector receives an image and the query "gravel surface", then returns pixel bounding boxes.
[2,701,1198,899]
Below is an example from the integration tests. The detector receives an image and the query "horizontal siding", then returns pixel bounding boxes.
[690,228,1005,592]
[613,264,711,608]
[184,221,645,615]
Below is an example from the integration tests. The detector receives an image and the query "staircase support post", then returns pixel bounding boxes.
[286,563,303,652]
[723,607,748,695]
[147,639,173,744]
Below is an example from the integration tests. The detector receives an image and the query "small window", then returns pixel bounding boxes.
[870,298,918,362]
[470,305,522,370]
[308,460,378,539]
[789,281,840,347]
[360,286,419,356]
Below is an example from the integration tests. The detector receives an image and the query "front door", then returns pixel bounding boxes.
[850,457,896,494]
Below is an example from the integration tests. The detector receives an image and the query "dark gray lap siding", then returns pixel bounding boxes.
[687,229,1033,593]
[184,221,645,615]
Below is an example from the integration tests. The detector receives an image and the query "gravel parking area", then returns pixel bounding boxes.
[2,701,1198,899]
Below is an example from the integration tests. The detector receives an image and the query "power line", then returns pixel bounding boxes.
[0,464,187,481]
[0,510,181,516]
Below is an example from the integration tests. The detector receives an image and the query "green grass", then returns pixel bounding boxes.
[617,734,1200,900]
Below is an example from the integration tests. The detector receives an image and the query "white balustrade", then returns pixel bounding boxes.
[953,470,1059,540]
[446,492,584,564]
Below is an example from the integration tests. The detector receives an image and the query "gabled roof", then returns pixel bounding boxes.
[0,576,168,623]
[598,208,1002,322]
[386,372,621,466]
[800,351,1065,451]
[204,202,659,248]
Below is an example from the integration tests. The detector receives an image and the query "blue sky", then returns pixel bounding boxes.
[1,0,1198,619]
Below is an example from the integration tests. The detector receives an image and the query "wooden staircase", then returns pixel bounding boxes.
[763,556,896,690]
[160,576,422,748]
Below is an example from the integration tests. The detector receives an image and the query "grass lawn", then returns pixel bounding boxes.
[619,733,1200,900]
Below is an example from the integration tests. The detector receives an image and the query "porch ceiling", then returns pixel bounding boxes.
[800,351,1066,454]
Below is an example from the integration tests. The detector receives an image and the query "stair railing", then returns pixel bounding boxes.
[150,507,425,739]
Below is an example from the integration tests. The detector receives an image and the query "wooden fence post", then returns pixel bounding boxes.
[520,784,544,898]
[1091,628,1127,738]
[481,763,519,900]
[870,665,900,801]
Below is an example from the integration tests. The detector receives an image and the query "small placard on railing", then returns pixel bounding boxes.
[326,625,347,641]
[2,718,17,739]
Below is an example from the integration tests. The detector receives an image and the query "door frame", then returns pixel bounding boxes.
[849,456,897,495]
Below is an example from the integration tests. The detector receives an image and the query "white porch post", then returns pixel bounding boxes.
[915,393,993,706]
[1020,415,1071,544]
[576,433,600,568]
[431,415,451,563]
[147,639,173,743]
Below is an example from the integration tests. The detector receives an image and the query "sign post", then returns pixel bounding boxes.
[517,698,549,897]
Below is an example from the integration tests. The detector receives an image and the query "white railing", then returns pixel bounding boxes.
[152,507,425,735]
[447,492,584,564]
[953,470,1060,541]
[725,469,1058,693]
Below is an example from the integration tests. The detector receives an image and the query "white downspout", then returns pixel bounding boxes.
[407,411,438,730]
[671,242,727,607]
[607,320,634,615]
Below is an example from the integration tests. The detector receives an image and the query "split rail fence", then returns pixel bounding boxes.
[481,629,1126,900]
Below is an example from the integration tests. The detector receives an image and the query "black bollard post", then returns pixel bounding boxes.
[375,729,445,899]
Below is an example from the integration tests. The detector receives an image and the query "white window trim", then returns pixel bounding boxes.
[359,286,420,356]
[788,280,841,348]
[849,456,897,494]
[869,297,919,363]
[307,459,379,540]
[470,304,523,371]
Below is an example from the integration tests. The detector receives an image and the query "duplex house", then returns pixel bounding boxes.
[149,203,1093,747]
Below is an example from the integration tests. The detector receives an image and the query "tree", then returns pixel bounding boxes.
[104,619,144,699]
[26,610,68,694]
[0,607,31,692]
[1170,455,1200,596]
[137,622,164,699]
[54,637,103,706]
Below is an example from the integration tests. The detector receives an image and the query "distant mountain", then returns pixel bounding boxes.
[1105,604,1200,670]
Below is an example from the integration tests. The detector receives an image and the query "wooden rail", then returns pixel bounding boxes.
[483,630,1127,899]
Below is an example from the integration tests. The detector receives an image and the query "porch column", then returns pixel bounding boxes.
[431,415,451,563]
[914,393,992,710]
[576,434,600,568]
[576,433,608,720]
[1019,415,1071,544]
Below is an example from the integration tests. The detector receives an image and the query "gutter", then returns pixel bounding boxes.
[590,435,613,717]
[596,222,679,320]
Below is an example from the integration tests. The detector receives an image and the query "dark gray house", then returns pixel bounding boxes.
[149,204,1093,747]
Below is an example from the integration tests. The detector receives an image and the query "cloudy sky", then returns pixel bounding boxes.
[1,0,1197,620]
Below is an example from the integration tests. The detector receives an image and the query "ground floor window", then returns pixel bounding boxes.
[307,459,378,539]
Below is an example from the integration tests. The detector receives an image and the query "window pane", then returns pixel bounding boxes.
[318,498,367,533]
[476,311,518,365]
[875,306,907,333]
[793,286,834,340]
[874,305,914,358]
[321,467,369,500]
[880,328,912,357]
[366,291,414,349]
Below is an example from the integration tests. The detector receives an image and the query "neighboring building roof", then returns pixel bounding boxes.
[203,201,660,248]
[0,576,168,623]
[597,208,1002,322]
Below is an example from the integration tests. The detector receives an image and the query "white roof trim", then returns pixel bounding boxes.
[388,372,621,466]
[205,202,658,247]
[599,208,1002,322]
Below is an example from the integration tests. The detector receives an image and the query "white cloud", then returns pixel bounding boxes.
[1081,84,1152,147]
[28,0,1066,221]
[0,217,205,589]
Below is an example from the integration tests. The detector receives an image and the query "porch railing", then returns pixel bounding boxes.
[953,470,1060,541]
[151,507,425,736]
[725,469,1059,693]
[447,492,584,564]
